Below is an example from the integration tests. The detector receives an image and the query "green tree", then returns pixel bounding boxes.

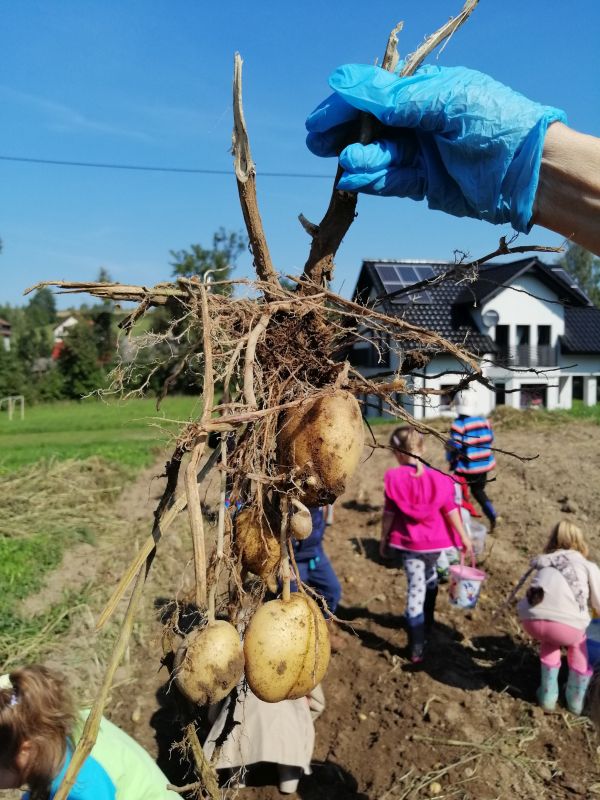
[57,321,105,399]
[25,287,57,327]
[0,347,27,399]
[170,228,247,295]
[557,243,600,305]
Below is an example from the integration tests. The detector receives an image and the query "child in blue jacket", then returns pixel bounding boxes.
[292,507,342,616]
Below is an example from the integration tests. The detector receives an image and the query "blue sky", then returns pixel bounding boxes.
[2,1,599,308]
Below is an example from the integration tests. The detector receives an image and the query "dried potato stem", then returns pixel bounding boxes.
[244,312,271,408]
[95,450,220,631]
[208,434,228,621]
[280,497,291,602]
[232,53,280,294]
[185,284,214,612]
[185,723,220,800]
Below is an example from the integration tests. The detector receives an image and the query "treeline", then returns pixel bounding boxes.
[0,229,247,404]
[0,282,116,402]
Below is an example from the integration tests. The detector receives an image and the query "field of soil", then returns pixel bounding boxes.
[29,415,600,799]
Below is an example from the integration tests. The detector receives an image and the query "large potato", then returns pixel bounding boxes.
[235,508,280,580]
[277,389,364,505]
[174,620,244,705]
[244,594,331,702]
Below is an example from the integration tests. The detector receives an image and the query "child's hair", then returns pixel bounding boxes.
[544,520,589,558]
[0,665,76,799]
[389,426,425,475]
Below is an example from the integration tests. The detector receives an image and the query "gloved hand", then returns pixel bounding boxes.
[306,63,566,233]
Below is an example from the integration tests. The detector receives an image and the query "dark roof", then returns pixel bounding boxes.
[354,257,600,356]
[561,307,600,353]
[454,257,593,307]
[356,260,496,354]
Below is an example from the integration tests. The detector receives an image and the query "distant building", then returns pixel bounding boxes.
[0,318,11,351]
[52,315,78,342]
[350,257,600,419]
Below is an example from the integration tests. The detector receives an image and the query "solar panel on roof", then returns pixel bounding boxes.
[396,266,418,281]
[391,289,433,305]
[375,262,436,304]
[373,266,400,283]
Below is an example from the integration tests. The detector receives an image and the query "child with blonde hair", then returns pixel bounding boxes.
[381,426,473,663]
[518,521,600,714]
[0,664,179,799]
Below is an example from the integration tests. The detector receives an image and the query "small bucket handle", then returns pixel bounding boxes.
[457,552,477,577]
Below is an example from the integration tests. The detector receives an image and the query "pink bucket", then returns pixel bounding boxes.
[449,555,487,609]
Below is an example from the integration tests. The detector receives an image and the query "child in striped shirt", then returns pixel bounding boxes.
[446,389,498,530]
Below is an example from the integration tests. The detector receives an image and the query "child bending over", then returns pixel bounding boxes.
[0,665,179,799]
[518,521,600,715]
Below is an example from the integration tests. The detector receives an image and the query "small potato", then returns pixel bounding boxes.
[277,389,364,505]
[174,620,244,705]
[244,594,330,702]
[289,500,313,540]
[235,508,280,580]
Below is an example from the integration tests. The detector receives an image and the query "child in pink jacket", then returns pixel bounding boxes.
[381,426,473,663]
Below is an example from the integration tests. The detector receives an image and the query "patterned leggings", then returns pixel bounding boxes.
[402,551,440,623]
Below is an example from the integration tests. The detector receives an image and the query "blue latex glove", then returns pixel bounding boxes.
[306,64,566,233]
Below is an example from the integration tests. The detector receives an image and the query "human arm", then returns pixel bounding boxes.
[444,507,473,558]
[533,122,600,256]
[380,509,395,559]
[305,64,600,254]
[587,561,600,615]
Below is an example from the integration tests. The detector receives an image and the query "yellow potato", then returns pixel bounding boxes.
[277,390,364,505]
[174,620,244,705]
[244,594,331,702]
[235,508,280,580]
[289,500,313,540]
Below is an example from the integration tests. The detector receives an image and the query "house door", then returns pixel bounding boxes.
[495,325,509,366]
[573,376,584,401]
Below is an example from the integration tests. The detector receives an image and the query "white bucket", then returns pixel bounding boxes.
[468,520,487,556]
[449,557,487,609]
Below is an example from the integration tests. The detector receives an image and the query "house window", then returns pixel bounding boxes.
[494,383,506,406]
[537,325,551,345]
[516,325,530,368]
[439,384,454,411]
[573,376,584,401]
[520,384,547,409]
[516,325,530,345]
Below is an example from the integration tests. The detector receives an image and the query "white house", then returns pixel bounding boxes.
[350,257,600,419]
[0,318,11,351]
[52,315,78,342]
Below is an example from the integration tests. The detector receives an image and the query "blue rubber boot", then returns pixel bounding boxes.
[536,664,559,711]
[565,669,592,715]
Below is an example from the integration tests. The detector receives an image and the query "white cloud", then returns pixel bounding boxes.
[0,85,154,143]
